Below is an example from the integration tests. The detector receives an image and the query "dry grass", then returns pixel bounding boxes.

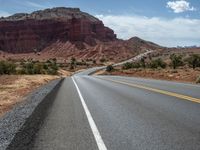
[99,67,200,84]
[58,69,72,77]
[0,75,60,117]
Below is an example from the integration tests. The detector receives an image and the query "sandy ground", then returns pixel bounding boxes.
[0,75,61,117]
[97,67,200,84]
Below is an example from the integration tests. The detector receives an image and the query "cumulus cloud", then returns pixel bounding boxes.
[167,0,196,13]
[96,14,200,47]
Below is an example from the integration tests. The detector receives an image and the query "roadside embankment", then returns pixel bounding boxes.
[0,77,64,150]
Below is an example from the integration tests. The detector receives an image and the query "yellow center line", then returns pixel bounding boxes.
[96,77,200,104]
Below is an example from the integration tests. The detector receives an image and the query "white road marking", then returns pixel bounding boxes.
[72,77,107,150]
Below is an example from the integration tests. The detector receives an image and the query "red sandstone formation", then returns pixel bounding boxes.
[0,7,116,53]
[0,7,161,62]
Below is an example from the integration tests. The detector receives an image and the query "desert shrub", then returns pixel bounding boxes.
[33,63,45,74]
[45,61,58,75]
[122,62,133,70]
[43,63,48,70]
[100,58,106,63]
[70,57,77,69]
[0,61,16,75]
[170,54,183,69]
[106,65,114,72]
[22,62,34,74]
[1,61,6,74]
[122,62,141,70]
[16,68,26,75]
[148,58,166,69]
[140,58,146,68]
[132,62,141,68]
[196,75,200,84]
[19,60,58,75]
[69,64,74,70]
[70,57,76,65]
[46,68,57,75]
[76,61,87,66]
[187,54,200,69]
[93,60,96,64]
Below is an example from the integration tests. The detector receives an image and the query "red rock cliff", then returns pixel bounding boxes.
[0,7,116,53]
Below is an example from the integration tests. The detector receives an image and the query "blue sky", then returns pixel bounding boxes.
[0,0,199,47]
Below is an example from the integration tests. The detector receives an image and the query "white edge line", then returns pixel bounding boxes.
[72,77,107,150]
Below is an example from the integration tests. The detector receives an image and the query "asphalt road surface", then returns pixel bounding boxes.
[31,71,200,150]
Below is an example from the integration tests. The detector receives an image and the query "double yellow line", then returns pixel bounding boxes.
[97,77,200,104]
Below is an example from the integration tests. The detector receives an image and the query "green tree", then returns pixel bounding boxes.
[149,58,166,69]
[106,65,114,72]
[140,57,146,68]
[170,54,183,69]
[187,54,200,69]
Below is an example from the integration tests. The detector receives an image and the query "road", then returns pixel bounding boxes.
[31,76,200,150]
[31,54,200,150]
[75,50,153,76]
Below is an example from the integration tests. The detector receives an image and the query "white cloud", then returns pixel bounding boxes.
[25,1,46,8]
[0,11,10,17]
[96,14,200,47]
[167,0,196,13]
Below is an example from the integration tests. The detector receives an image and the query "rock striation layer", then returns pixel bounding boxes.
[0,7,116,53]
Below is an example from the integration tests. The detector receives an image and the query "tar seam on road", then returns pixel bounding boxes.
[97,77,200,104]
[72,77,108,150]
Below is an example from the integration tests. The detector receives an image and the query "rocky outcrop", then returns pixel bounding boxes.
[0,7,116,53]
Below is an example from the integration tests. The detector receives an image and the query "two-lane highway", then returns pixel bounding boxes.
[31,73,200,150]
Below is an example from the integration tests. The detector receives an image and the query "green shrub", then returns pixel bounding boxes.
[132,62,141,68]
[187,54,200,69]
[148,58,166,69]
[46,68,57,75]
[19,60,58,75]
[69,64,74,70]
[140,58,146,68]
[170,54,183,69]
[196,76,200,84]
[122,62,141,70]
[93,60,96,64]
[122,62,133,70]
[70,57,77,69]
[23,62,34,74]
[106,65,114,72]
[0,61,16,75]
[0,60,59,75]
[6,62,16,74]
[33,63,45,74]
[100,58,106,63]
